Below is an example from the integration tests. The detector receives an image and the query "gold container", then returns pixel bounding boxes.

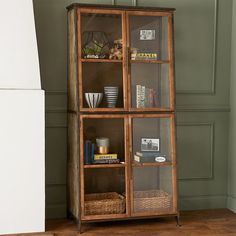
[98,146,109,154]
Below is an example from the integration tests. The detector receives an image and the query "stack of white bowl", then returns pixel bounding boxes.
[104,87,119,108]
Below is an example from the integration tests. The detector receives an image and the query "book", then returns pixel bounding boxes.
[84,140,92,164]
[93,159,120,164]
[136,85,142,108]
[134,154,166,163]
[136,151,160,157]
[93,153,118,160]
[141,86,145,107]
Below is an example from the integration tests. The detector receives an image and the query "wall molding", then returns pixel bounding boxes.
[176,0,218,95]
[177,122,215,181]
[179,194,227,210]
[176,105,230,112]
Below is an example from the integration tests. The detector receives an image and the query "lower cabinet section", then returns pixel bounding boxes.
[68,114,178,224]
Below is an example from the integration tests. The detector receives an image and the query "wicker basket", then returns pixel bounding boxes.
[134,190,172,212]
[84,192,125,215]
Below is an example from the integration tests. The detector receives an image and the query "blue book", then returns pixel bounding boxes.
[90,143,95,163]
[84,140,91,164]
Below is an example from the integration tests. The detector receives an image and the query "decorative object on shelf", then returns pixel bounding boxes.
[140,29,156,40]
[85,93,103,108]
[141,138,160,152]
[136,85,158,108]
[133,190,172,212]
[84,192,125,215]
[82,31,110,59]
[109,38,123,60]
[104,86,118,108]
[96,137,110,154]
[131,47,138,60]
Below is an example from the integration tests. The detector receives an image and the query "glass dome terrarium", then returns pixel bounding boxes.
[82,31,110,59]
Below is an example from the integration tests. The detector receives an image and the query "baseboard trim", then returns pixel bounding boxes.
[46,204,67,219]
[227,196,236,213]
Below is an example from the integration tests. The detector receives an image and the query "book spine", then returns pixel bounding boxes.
[141,86,145,108]
[84,141,91,164]
[91,143,95,163]
[136,85,142,108]
[93,154,117,160]
[93,159,120,164]
[134,155,141,162]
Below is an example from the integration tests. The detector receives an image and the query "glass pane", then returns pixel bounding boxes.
[83,118,126,216]
[83,118,125,164]
[131,63,170,108]
[133,166,173,213]
[82,63,123,108]
[129,15,169,61]
[81,13,122,59]
[132,117,172,162]
[84,168,126,216]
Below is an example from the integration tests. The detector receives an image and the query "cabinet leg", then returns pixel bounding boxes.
[77,220,82,234]
[175,214,181,227]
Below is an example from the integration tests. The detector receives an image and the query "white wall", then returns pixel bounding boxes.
[0,0,45,234]
[0,0,41,89]
[228,0,236,212]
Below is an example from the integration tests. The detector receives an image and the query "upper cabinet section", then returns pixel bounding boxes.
[70,5,175,112]
[127,12,174,111]
[78,9,127,112]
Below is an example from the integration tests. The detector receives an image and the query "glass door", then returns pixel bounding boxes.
[129,114,177,216]
[80,115,129,220]
[78,9,127,112]
[127,12,175,111]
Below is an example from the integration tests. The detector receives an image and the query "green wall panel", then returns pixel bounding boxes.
[177,123,214,180]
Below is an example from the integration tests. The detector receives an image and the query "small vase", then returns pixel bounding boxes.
[96,137,110,154]
[104,87,118,108]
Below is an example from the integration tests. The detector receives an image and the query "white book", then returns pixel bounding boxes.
[136,85,142,108]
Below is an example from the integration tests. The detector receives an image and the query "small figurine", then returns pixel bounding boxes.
[109,39,123,60]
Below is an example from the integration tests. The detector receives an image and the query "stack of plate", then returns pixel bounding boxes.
[104,87,118,108]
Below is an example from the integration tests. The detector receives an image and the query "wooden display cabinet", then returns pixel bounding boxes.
[67,3,179,233]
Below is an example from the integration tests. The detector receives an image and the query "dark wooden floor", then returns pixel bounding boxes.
[9,209,236,236]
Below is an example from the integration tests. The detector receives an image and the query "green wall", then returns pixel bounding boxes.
[33,0,232,218]
[228,0,236,212]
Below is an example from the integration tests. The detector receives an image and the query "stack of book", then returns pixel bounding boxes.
[136,85,158,108]
[93,153,120,164]
[84,140,120,165]
[134,151,166,163]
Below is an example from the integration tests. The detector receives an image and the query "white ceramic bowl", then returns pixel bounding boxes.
[85,93,103,108]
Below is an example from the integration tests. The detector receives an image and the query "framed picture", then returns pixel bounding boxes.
[140,30,156,40]
[141,138,160,152]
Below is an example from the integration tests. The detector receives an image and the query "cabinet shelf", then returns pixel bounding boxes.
[132,161,172,168]
[80,108,126,113]
[81,58,123,63]
[84,163,126,169]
